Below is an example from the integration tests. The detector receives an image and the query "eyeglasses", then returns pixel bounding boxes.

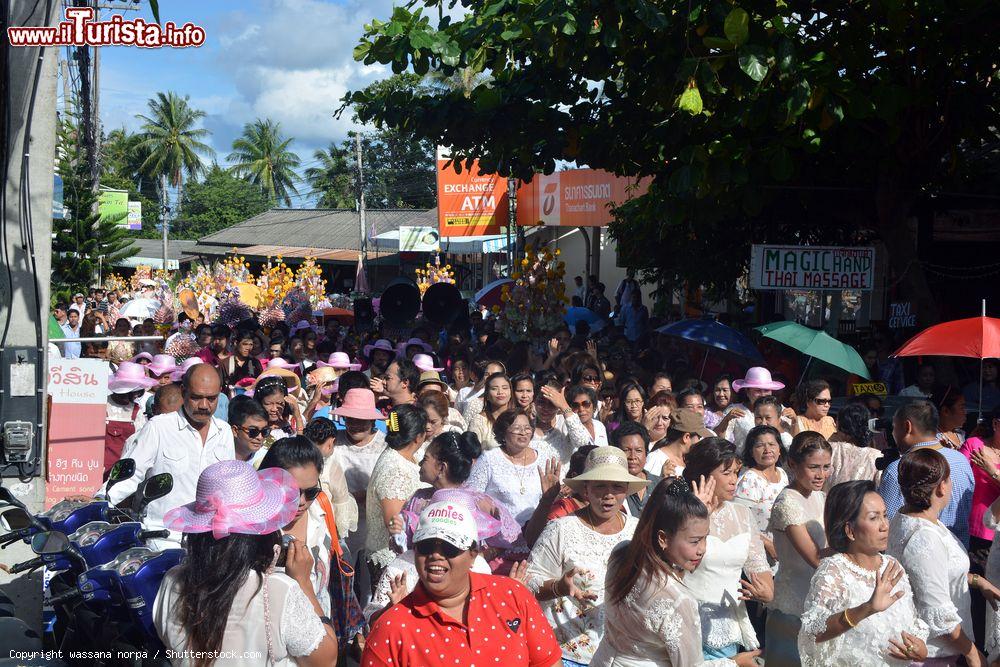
[581,375,600,383]
[571,400,592,409]
[415,538,464,559]
[624,399,644,407]
[300,485,322,502]
[812,398,832,405]
[239,425,272,439]
[508,427,533,435]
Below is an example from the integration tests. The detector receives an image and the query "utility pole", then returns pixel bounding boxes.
[160,175,169,270]
[355,134,367,270]
[506,177,516,271]
[60,58,71,115]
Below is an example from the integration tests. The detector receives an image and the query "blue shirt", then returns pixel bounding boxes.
[61,322,81,359]
[878,440,974,547]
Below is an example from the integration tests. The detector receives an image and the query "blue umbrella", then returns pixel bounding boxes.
[564,307,606,334]
[656,318,763,376]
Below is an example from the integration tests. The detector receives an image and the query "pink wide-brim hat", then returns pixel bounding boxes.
[732,366,785,392]
[412,353,444,373]
[131,352,154,365]
[108,361,158,393]
[265,357,301,372]
[363,339,397,361]
[170,357,204,382]
[331,388,384,421]
[147,354,180,377]
[397,337,432,356]
[317,352,361,371]
[163,460,300,539]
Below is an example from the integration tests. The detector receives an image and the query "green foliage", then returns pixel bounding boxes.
[345,0,1000,320]
[175,165,270,239]
[53,117,135,293]
[226,118,301,206]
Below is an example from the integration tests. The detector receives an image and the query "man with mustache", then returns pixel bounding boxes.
[103,364,235,548]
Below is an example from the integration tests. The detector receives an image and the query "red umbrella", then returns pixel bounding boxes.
[321,307,355,325]
[893,302,999,420]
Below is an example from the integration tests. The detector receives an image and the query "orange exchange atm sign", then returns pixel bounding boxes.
[516,168,650,227]
[435,147,508,237]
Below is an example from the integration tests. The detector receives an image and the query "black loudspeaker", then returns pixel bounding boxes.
[353,297,374,333]
[422,282,464,326]
[380,277,421,325]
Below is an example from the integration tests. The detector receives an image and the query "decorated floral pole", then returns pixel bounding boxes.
[496,244,568,342]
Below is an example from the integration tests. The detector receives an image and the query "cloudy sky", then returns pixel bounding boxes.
[92,0,409,205]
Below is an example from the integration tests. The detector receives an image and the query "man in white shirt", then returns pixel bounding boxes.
[899,363,936,398]
[103,364,234,548]
[68,292,87,317]
[61,309,82,360]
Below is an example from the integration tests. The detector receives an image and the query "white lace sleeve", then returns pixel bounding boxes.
[462,396,483,423]
[799,558,850,662]
[325,457,359,534]
[768,491,805,532]
[734,472,765,506]
[281,581,326,657]
[364,561,416,624]
[659,595,738,667]
[737,504,770,575]
[465,451,490,492]
[371,456,418,503]
[525,519,564,594]
[899,530,959,638]
[564,412,593,450]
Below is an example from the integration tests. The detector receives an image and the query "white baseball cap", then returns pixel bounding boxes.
[412,501,478,551]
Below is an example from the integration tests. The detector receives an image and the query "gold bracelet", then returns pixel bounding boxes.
[843,608,857,629]
[972,573,980,587]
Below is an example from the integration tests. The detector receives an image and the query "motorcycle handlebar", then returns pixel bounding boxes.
[138,530,169,541]
[9,555,43,574]
[48,588,82,605]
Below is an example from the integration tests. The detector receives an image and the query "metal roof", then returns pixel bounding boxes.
[194,208,436,253]
[115,238,198,263]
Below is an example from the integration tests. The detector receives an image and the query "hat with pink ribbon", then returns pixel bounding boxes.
[397,337,432,357]
[163,460,300,540]
[147,354,179,377]
[363,338,397,361]
[131,352,154,365]
[108,361,159,394]
[732,366,785,392]
[317,351,361,370]
[170,357,204,382]
[412,353,444,373]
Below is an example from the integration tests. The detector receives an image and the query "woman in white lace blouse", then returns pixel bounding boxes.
[682,438,774,661]
[592,476,760,667]
[365,405,428,585]
[888,448,997,665]
[765,431,831,665]
[733,424,789,562]
[526,446,646,666]
[466,372,512,450]
[798,480,929,666]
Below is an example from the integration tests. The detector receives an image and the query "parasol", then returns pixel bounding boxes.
[756,321,870,380]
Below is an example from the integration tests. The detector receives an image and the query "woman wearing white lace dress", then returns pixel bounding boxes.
[888,448,996,665]
[798,480,929,666]
[592,477,760,667]
[526,446,646,666]
[365,405,428,586]
[765,431,832,665]
[466,372,512,450]
[733,425,789,562]
[467,409,561,525]
[682,438,774,660]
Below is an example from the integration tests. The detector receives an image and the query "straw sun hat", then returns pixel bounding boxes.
[565,446,650,495]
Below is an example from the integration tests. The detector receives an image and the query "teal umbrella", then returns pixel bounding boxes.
[755,321,871,380]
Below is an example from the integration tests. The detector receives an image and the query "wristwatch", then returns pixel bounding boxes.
[319,615,333,627]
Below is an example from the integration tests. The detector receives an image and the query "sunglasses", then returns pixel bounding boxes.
[239,425,272,439]
[812,398,832,405]
[581,375,601,383]
[300,486,322,502]
[571,400,593,409]
[415,538,464,559]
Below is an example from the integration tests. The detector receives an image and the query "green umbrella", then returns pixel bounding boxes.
[755,321,871,380]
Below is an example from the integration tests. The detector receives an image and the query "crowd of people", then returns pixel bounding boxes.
[54,284,1000,667]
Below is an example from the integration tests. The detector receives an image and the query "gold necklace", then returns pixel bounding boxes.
[504,446,531,493]
[587,506,624,534]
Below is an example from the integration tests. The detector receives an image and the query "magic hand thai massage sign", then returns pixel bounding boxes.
[749,245,875,292]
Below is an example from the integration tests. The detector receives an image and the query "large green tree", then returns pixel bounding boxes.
[345,0,999,324]
[227,118,301,206]
[176,165,271,239]
[53,117,134,295]
[135,91,214,216]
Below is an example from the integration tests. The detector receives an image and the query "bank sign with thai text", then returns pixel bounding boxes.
[749,245,875,292]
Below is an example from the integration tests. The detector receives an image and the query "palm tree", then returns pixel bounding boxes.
[304,142,355,208]
[135,91,214,211]
[226,118,301,206]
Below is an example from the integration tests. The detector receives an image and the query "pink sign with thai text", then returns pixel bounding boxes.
[46,360,109,508]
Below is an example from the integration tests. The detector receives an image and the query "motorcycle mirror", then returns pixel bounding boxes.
[140,473,173,503]
[0,508,32,531]
[0,487,26,509]
[30,530,71,556]
[106,459,136,495]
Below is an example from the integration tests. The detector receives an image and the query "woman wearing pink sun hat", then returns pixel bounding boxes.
[316,351,362,372]
[154,460,338,665]
[719,367,793,452]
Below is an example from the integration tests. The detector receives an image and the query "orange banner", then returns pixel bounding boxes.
[436,147,508,237]
[516,168,650,227]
